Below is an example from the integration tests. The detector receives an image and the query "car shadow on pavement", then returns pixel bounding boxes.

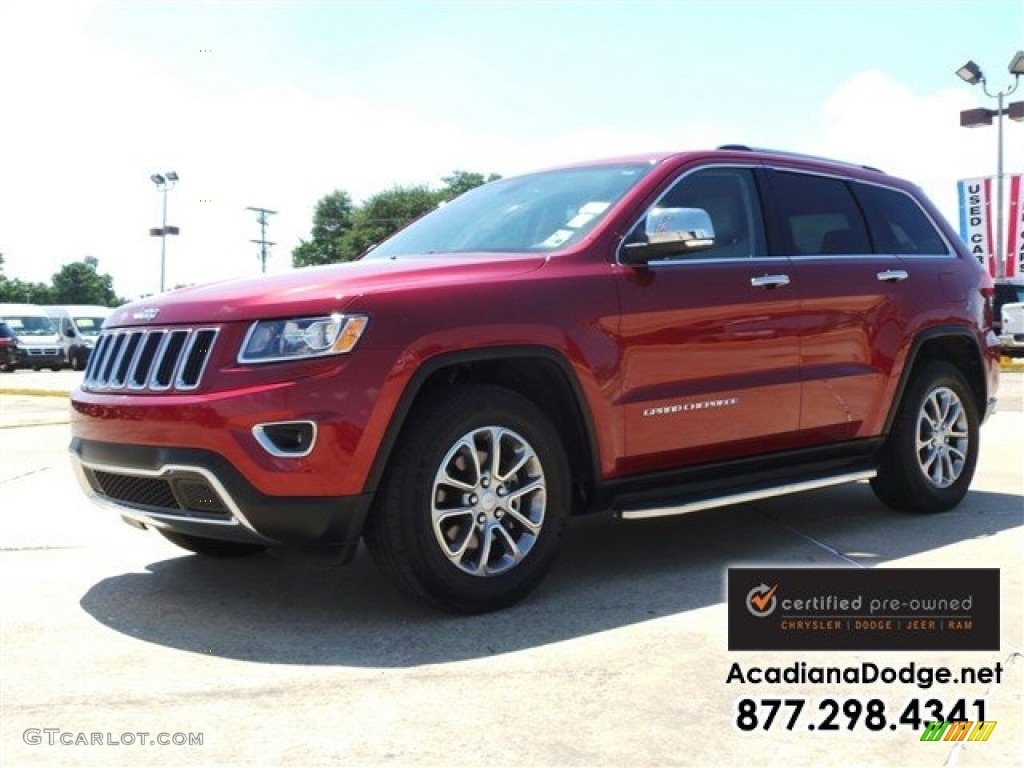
[79,484,1022,668]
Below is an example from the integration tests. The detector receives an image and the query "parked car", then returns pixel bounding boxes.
[0,321,18,371]
[993,282,1024,356]
[69,146,1000,612]
[999,300,1024,357]
[44,305,113,371]
[0,303,64,371]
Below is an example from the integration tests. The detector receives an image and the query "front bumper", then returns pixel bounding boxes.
[13,348,64,368]
[71,438,373,559]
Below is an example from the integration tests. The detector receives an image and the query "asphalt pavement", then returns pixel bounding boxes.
[0,371,1021,767]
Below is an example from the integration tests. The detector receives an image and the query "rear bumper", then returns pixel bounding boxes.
[997,332,1024,350]
[70,438,373,559]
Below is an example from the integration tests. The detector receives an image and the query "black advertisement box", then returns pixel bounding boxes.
[728,568,999,651]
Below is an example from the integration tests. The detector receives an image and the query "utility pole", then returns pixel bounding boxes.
[247,207,277,273]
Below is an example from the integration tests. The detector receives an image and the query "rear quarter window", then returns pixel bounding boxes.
[855,183,950,255]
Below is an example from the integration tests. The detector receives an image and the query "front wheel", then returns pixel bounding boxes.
[364,385,570,613]
[158,530,267,557]
[871,361,980,514]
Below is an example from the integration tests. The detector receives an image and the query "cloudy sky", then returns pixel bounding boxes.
[0,0,1021,299]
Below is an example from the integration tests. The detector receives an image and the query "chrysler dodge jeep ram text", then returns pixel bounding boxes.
[70,146,1000,612]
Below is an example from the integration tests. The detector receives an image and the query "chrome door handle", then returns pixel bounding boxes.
[876,269,909,282]
[751,274,791,289]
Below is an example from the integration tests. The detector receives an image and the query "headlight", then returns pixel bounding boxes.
[238,314,369,364]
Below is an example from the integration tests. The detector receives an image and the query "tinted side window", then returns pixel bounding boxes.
[639,167,766,259]
[855,184,950,255]
[771,172,872,256]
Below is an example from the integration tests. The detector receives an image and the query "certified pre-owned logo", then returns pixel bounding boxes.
[746,582,779,617]
[132,307,160,321]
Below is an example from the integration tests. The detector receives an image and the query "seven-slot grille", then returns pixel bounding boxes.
[84,327,219,392]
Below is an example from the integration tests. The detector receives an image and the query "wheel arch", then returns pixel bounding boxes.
[883,326,990,435]
[363,346,601,515]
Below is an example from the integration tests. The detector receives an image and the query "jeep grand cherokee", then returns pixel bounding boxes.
[70,146,1000,612]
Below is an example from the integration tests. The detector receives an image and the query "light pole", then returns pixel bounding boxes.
[149,171,180,292]
[956,51,1024,280]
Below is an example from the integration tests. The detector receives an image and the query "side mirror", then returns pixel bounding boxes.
[65,328,76,338]
[620,207,716,265]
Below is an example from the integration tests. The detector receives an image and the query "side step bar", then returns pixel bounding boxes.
[615,470,876,521]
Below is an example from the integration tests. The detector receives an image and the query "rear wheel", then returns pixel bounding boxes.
[364,384,570,613]
[158,530,267,557]
[871,361,979,514]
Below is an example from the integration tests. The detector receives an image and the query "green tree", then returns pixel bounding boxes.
[50,257,123,306]
[344,185,442,257]
[439,170,501,201]
[293,171,501,268]
[0,253,53,303]
[292,191,355,267]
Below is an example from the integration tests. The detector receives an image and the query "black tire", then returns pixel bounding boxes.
[364,384,570,613]
[871,361,980,514]
[72,349,87,371]
[158,530,267,557]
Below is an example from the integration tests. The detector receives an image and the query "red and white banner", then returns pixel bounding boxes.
[958,174,1024,278]
[1007,174,1022,279]
[957,177,996,275]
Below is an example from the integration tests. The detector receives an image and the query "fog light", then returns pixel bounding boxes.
[252,421,317,458]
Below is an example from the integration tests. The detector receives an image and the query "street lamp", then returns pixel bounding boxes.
[149,171,180,292]
[955,51,1024,280]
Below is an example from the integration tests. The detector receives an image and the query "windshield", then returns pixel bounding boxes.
[1,316,56,336]
[367,163,653,258]
[73,316,107,335]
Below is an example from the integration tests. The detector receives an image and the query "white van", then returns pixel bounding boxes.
[0,303,65,371]
[44,305,114,370]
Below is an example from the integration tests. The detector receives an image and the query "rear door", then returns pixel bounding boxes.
[762,170,919,443]
[614,165,802,474]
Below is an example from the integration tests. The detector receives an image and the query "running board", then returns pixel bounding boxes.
[615,470,876,520]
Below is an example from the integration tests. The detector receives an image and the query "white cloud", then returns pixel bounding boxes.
[813,69,1018,229]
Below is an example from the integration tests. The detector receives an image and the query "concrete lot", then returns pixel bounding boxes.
[1,372,1021,767]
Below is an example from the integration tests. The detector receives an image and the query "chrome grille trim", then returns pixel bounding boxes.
[83,327,219,392]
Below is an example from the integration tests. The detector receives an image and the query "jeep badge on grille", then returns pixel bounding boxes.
[132,307,160,321]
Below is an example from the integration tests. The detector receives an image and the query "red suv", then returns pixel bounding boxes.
[70,146,1000,612]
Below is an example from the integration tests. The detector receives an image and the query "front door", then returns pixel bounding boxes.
[614,166,802,475]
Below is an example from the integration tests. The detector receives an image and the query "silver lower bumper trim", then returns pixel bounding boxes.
[69,452,265,538]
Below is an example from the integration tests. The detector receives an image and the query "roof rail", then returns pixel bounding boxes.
[715,144,884,174]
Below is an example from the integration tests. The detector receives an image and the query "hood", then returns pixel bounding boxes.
[107,253,546,327]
